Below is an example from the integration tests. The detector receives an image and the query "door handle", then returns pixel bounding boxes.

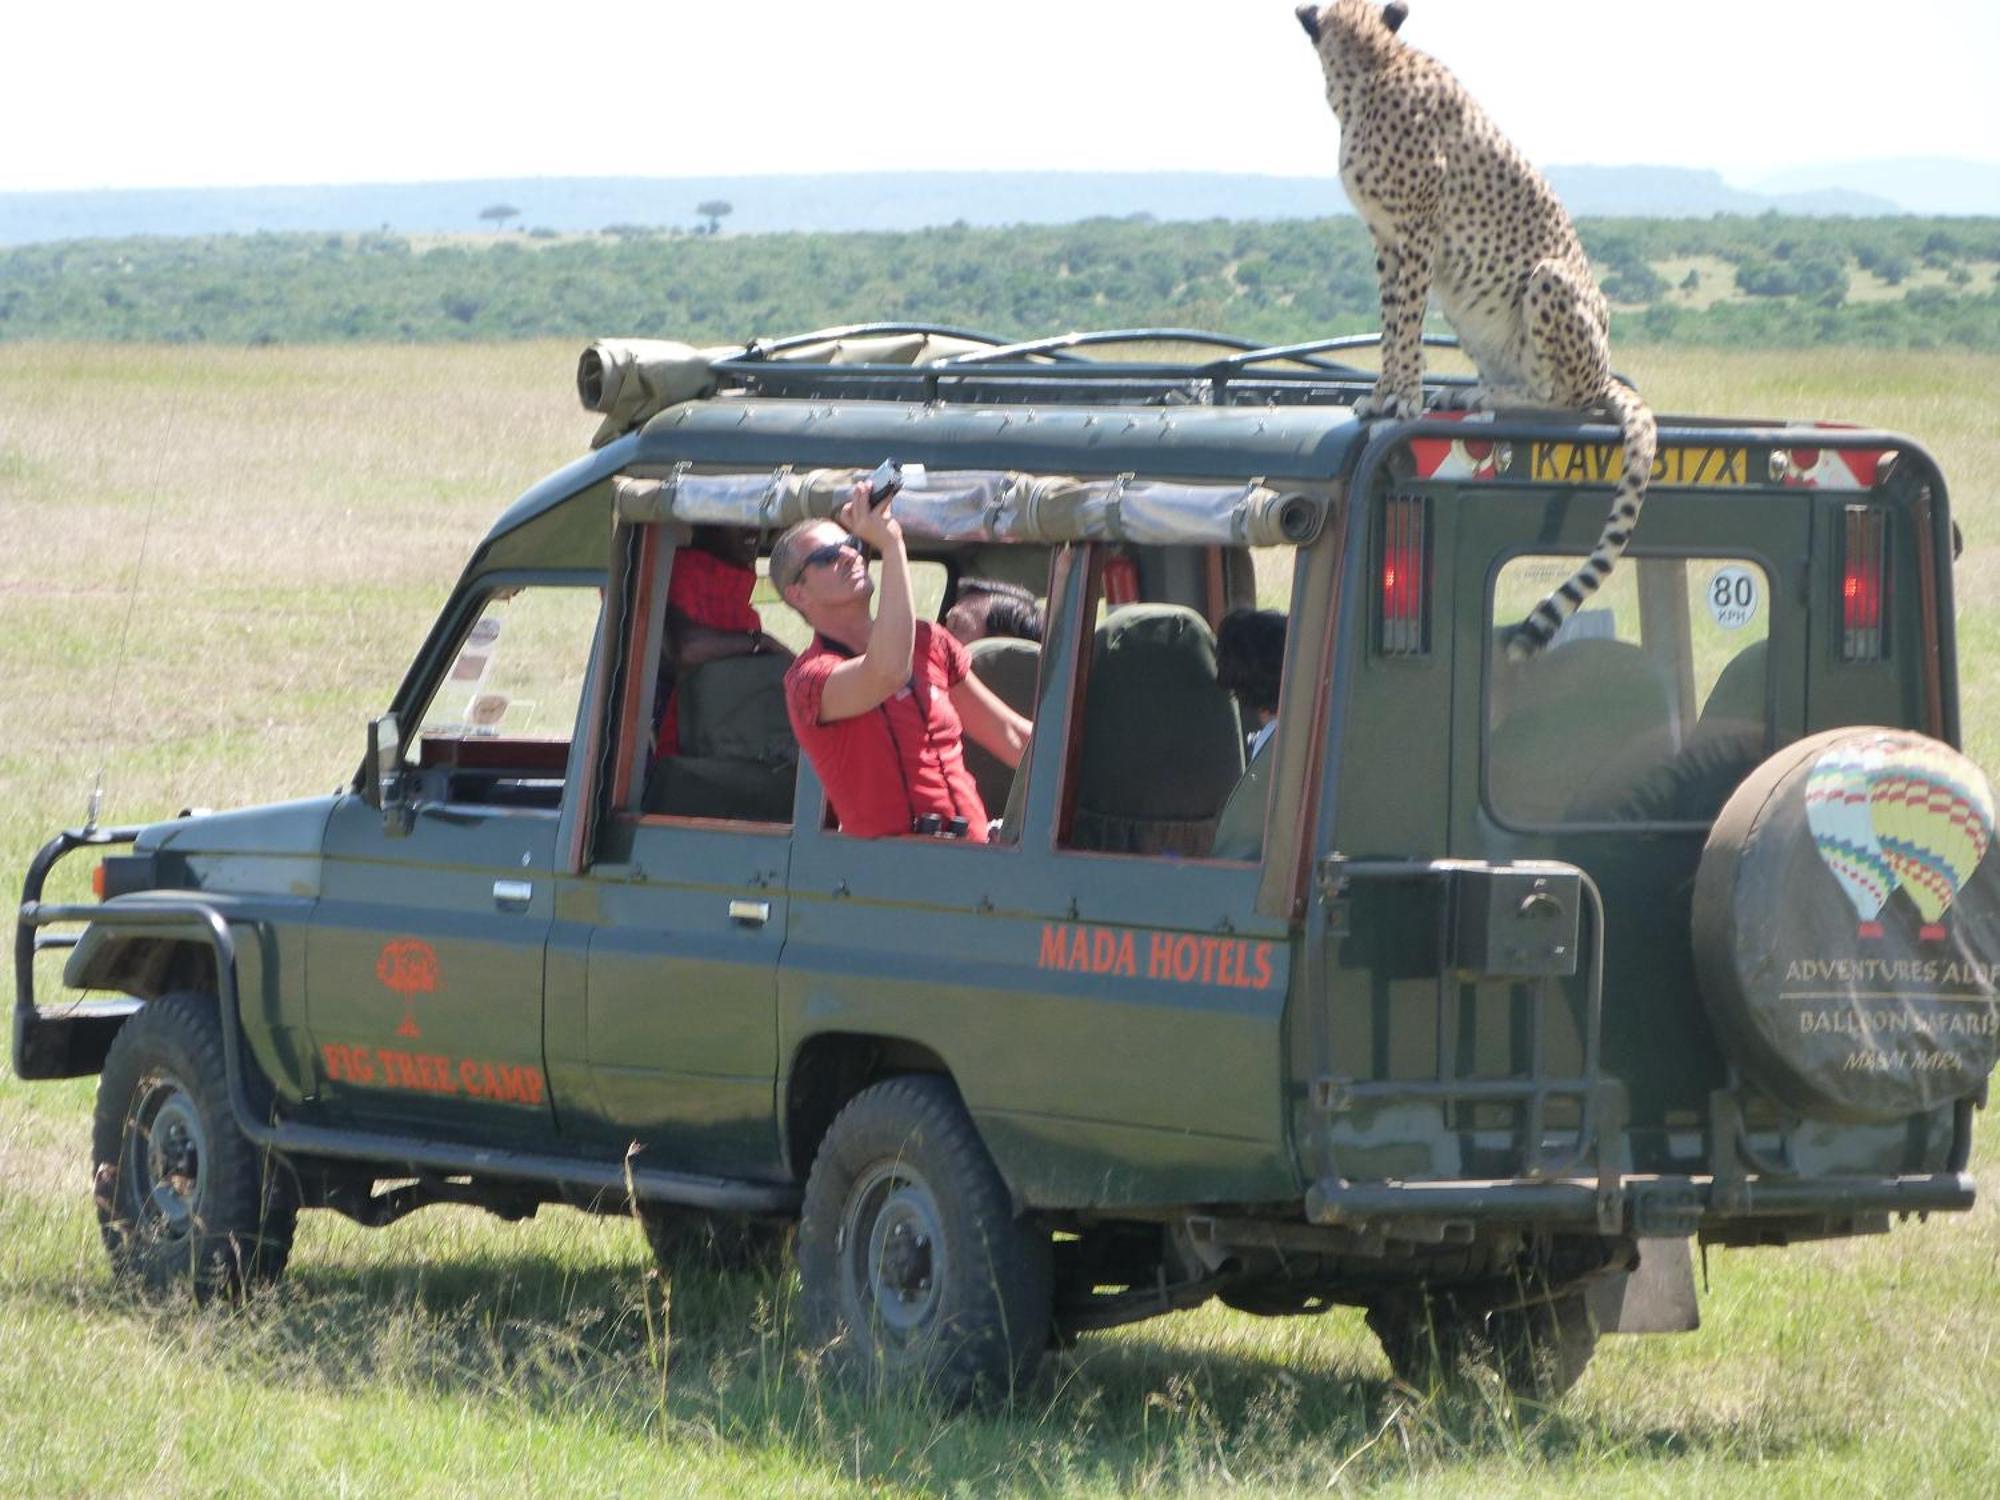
[493,879,534,910]
[728,899,771,927]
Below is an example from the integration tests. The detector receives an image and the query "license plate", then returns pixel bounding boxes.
[1530,442,1751,488]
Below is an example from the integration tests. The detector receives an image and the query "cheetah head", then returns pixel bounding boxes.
[1295,2,1408,64]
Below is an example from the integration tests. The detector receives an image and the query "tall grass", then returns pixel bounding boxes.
[2,343,1997,1495]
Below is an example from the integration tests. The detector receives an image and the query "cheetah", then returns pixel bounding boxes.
[1296,0,1658,658]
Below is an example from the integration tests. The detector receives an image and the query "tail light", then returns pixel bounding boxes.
[1840,506,1888,661]
[91,863,107,899]
[1379,494,1430,656]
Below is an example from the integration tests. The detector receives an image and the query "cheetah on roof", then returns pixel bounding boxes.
[1296,0,1659,658]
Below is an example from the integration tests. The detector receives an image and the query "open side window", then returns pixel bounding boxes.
[1050,541,1300,863]
[600,525,800,831]
[406,580,603,810]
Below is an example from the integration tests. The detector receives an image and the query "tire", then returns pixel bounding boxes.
[796,1075,1051,1409]
[91,991,297,1301]
[1366,1284,1598,1402]
[639,1205,792,1275]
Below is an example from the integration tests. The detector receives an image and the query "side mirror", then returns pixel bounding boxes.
[364,713,413,836]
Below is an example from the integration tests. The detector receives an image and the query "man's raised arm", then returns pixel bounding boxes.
[815,486,916,723]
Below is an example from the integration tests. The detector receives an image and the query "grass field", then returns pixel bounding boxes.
[2,343,1997,1496]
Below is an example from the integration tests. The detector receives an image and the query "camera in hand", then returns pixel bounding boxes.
[911,813,970,838]
[866,457,904,507]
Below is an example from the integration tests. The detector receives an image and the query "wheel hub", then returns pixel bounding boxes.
[844,1163,948,1336]
[128,1073,207,1237]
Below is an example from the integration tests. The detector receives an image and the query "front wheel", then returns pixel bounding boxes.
[91,992,297,1300]
[797,1075,1051,1409]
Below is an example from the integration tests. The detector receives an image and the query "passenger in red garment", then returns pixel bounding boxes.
[655,526,791,756]
[775,480,1031,841]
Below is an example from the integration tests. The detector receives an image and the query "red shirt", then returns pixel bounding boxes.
[785,621,991,842]
[658,546,762,756]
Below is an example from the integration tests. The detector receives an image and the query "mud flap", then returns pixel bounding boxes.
[1587,1236,1700,1334]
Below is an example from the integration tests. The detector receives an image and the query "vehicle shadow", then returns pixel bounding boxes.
[16,1236,1815,1492]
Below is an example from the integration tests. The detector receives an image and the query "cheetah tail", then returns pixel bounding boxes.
[1505,378,1659,662]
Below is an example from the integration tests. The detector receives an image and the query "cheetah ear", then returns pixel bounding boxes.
[1383,1,1409,34]
[1295,5,1322,43]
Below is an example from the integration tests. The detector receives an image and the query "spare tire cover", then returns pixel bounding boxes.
[1693,726,2000,1122]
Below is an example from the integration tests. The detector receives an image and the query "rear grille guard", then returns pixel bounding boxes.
[1307,855,1979,1235]
[1313,856,1616,1197]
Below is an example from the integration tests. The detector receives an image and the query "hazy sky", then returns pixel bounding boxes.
[6,0,1995,193]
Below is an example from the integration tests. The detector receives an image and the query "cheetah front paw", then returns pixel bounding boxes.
[1353,384,1424,421]
[1433,383,1491,413]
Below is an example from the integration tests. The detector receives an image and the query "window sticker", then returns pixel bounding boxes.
[1707,565,1760,631]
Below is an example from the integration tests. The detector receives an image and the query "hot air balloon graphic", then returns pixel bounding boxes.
[1806,738,1899,939]
[1866,740,1996,942]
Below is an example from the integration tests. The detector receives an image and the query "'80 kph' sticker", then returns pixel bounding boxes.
[1707,565,1761,630]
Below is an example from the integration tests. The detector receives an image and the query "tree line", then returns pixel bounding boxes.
[2,214,1995,350]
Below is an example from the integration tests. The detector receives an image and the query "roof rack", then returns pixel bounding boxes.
[931,328,1352,371]
[1199,331,1466,377]
[699,323,1477,412]
[736,321,1092,364]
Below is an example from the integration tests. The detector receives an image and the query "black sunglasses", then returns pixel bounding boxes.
[780,535,861,590]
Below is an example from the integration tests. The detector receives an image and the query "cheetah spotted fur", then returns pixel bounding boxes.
[1297,1,1658,658]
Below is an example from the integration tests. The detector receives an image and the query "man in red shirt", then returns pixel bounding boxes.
[655,526,790,757]
[775,482,1031,841]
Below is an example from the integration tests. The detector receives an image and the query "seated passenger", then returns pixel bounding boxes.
[1217,608,1287,759]
[944,577,1045,645]
[655,525,792,758]
[1209,608,1288,863]
[774,481,1031,842]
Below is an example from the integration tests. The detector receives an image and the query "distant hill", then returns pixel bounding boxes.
[1752,159,2000,218]
[1545,166,1897,219]
[0,163,1979,247]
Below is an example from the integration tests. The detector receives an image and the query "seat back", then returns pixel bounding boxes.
[1487,636,1677,823]
[644,653,798,822]
[1071,604,1243,856]
[1209,735,1274,862]
[678,653,797,762]
[962,636,1041,822]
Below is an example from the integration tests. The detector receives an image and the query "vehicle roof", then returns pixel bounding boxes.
[478,323,1942,556]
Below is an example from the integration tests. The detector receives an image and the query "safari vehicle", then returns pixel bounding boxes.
[16,322,1999,1407]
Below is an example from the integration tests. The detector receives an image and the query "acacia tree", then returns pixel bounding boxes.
[696,199,733,236]
[478,203,522,232]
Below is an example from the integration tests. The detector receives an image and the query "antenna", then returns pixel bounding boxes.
[87,377,178,832]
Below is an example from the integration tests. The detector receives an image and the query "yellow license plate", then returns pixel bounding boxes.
[1530,442,1751,488]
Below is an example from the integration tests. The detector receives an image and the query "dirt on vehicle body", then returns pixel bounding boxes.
[16,323,1997,1406]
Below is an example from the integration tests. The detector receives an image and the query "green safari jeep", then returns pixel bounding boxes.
[16,323,1999,1407]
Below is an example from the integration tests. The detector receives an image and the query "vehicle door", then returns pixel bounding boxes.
[780,541,1308,1209]
[306,576,606,1143]
[1448,437,1816,1159]
[549,526,791,1182]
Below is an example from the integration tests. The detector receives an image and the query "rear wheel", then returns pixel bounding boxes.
[797,1075,1051,1409]
[91,991,296,1300]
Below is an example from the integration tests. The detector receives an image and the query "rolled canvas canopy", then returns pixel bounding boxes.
[579,333,993,449]
[614,466,1326,547]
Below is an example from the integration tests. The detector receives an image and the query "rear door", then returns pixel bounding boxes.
[1448,449,1815,1165]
